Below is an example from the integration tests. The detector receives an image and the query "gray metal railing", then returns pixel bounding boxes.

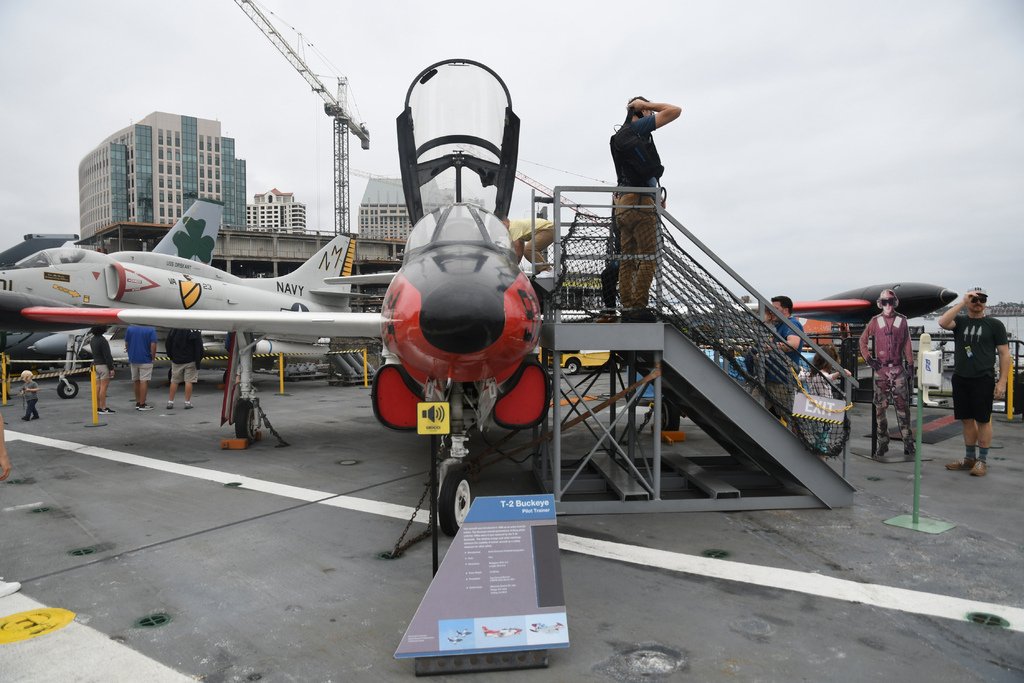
[548,185,856,459]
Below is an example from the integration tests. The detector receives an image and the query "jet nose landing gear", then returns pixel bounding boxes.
[438,434,471,537]
[439,461,471,537]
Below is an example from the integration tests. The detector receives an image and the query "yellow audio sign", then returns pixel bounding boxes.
[417,402,450,435]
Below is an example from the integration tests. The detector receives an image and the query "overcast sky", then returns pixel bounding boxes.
[1,1,1021,303]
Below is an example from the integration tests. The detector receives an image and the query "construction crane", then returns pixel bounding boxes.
[514,171,601,219]
[234,0,369,235]
[351,168,401,184]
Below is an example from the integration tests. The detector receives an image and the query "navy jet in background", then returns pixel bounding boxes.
[0,199,223,327]
[0,200,357,331]
[0,199,223,396]
[0,199,362,396]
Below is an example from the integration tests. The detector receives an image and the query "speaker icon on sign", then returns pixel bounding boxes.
[421,404,446,423]
[417,401,450,435]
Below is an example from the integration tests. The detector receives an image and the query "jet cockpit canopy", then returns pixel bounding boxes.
[405,204,513,259]
[397,59,519,224]
[14,248,111,269]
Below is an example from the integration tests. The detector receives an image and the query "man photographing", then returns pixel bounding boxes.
[610,96,681,322]
[938,287,1011,477]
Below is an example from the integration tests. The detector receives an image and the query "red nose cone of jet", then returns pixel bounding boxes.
[382,272,541,383]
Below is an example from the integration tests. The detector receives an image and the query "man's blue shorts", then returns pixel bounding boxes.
[951,374,995,423]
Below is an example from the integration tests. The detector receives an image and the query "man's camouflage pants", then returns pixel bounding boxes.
[874,366,915,456]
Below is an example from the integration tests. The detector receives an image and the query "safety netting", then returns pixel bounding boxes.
[550,202,851,458]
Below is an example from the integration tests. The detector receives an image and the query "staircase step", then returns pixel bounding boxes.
[662,452,741,499]
[590,452,650,501]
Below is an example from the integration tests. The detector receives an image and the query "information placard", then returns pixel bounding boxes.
[395,494,569,659]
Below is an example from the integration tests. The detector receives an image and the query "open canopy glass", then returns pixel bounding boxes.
[397,59,519,223]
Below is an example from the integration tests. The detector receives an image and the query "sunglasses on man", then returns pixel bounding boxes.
[970,294,988,304]
[877,298,896,306]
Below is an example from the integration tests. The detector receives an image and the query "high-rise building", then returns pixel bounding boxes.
[78,112,247,239]
[246,189,307,232]
[357,176,448,240]
[357,178,410,240]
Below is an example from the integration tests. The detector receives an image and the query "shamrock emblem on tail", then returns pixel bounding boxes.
[172,217,215,263]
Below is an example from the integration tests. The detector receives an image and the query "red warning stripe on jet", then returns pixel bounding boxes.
[21,307,128,325]
[792,299,871,314]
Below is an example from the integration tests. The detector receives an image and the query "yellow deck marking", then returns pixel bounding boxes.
[0,607,75,644]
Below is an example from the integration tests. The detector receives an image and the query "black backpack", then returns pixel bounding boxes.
[610,121,663,186]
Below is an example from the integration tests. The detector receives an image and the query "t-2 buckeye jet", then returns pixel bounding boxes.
[18,60,549,536]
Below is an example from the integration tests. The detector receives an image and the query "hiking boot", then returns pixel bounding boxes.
[0,579,20,598]
[970,460,987,477]
[945,458,977,471]
[623,308,657,323]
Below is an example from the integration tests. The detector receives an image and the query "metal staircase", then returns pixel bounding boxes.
[534,186,856,514]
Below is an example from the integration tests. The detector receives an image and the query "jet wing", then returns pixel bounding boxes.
[323,272,397,286]
[307,289,378,298]
[22,307,382,339]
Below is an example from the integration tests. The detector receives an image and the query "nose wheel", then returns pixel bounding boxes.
[438,463,471,537]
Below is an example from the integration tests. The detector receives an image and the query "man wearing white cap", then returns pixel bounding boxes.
[938,287,1011,477]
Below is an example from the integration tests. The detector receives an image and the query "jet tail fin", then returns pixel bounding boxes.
[246,234,357,297]
[151,199,224,264]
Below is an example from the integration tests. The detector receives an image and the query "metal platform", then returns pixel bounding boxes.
[535,322,855,514]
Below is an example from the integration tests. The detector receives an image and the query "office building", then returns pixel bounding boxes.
[246,189,307,232]
[78,112,247,239]
[357,177,410,240]
[357,176,451,240]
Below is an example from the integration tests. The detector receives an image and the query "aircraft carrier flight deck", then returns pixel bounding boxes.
[0,371,1021,682]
